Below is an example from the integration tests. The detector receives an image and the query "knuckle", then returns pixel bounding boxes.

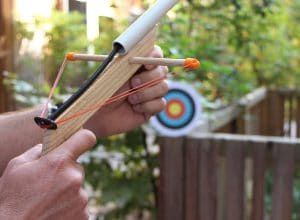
[132,91,142,103]
[81,130,96,147]
[75,163,85,179]
[160,81,169,94]
[82,211,90,220]
[79,190,89,207]
[51,155,68,170]
[7,157,19,168]
[161,66,168,74]
[158,98,167,110]
[78,164,85,176]
[137,92,145,101]
[155,66,167,77]
[69,172,83,189]
[154,45,163,57]
[162,97,167,106]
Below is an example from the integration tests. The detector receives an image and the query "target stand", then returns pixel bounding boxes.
[150,81,202,137]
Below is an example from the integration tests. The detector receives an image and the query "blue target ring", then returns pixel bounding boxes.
[157,89,195,129]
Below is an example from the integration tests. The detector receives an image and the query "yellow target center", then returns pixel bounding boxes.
[169,102,182,116]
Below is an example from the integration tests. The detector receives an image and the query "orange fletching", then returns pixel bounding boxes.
[183,58,200,70]
[66,52,76,61]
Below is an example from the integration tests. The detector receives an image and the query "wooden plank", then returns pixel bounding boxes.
[184,138,199,220]
[259,97,269,135]
[198,138,217,220]
[251,142,267,220]
[217,152,226,220]
[0,0,13,71]
[0,0,14,113]
[209,105,242,132]
[254,101,263,134]
[239,87,267,108]
[270,143,295,220]
[236,113,246,134]
[42,28,156,154]
[297,97,300,137]
[211,87,267,133]
[224,139,246,220]
[287,93,293,137]
[247,95,267,135]
[267,91,284,136]
[159,137,184,220]
[276,88,300,96]
[190,133,300,145]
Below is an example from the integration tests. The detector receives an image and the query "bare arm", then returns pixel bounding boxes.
[0,107,44,173]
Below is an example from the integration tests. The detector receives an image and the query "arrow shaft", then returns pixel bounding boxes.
[68,53,185,66]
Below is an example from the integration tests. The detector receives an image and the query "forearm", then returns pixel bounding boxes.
[0,106,43,174]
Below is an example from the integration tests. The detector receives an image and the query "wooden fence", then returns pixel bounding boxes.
[202,88,300,137]
[0,0,14,113]
[158,134,300,220]
[158,88,300,220]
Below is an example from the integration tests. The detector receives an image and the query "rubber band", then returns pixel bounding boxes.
[40,57,68,118]
[38,53,194,129]
[56,76,166,125]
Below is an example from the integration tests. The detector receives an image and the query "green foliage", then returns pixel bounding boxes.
[83,129,157,219]
[157,0,300,103]
[38,11,90,90]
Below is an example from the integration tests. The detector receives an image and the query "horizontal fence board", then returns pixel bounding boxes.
[239,87,267,108]
[190,133,300,145]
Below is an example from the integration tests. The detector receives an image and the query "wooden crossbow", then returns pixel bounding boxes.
[34,0,195,155]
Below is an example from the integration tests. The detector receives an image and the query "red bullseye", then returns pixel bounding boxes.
[166,99,185,119]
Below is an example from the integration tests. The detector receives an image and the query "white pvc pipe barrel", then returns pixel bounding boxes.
[113,0,179,54]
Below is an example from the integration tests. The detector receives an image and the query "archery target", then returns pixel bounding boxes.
[150,81,202,137]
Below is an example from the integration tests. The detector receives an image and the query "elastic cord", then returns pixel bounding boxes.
[48,45,121,120]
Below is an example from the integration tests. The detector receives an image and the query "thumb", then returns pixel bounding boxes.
[22,144,43,161]
[49,129,96,161]
[11,144,42,166]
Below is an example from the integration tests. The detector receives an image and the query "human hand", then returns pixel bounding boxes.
[0,129,96,220]
[85,45,169,137]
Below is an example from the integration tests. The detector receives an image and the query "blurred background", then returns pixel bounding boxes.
[0,0,300,219]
